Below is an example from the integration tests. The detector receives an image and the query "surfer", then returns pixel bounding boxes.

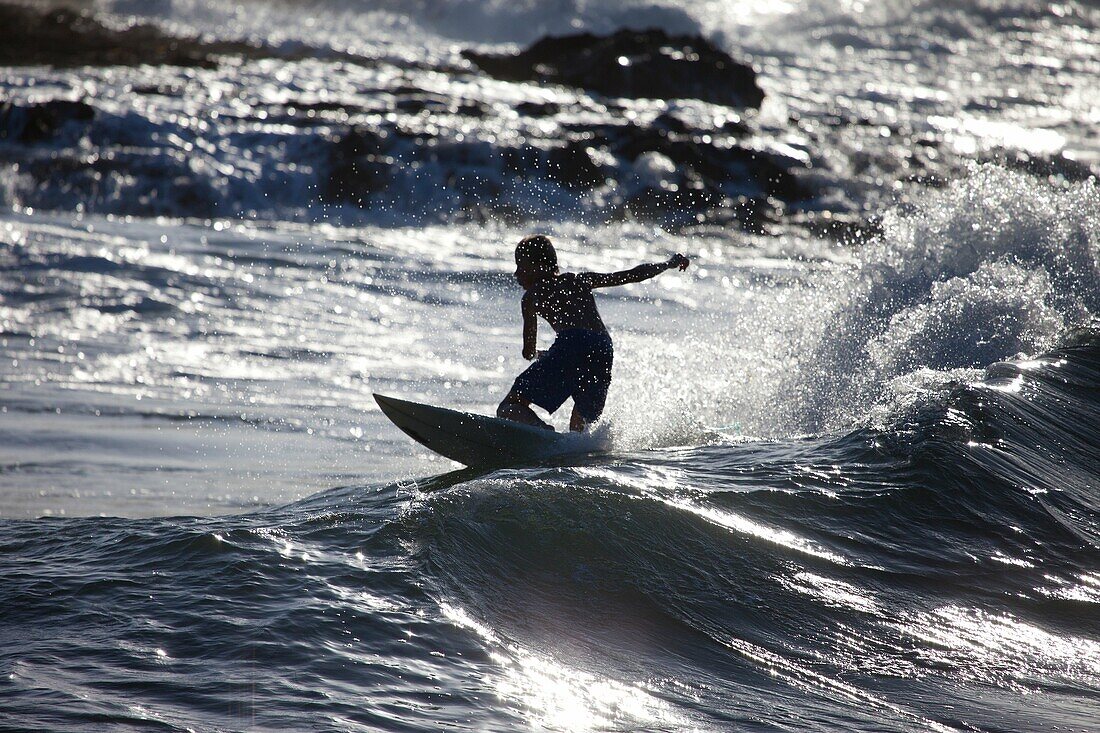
[497,234,690,432]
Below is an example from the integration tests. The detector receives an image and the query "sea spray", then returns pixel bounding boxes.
[599,166,1098,447]
[784,164,1099,433]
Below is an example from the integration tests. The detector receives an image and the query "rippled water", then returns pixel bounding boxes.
[2,0,1099,730]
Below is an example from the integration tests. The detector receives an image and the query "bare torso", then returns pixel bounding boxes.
[524,272,606,333]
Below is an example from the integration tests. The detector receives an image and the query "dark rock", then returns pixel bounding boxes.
[515,101,561,117]
[611,125,690,166]
[501,146,542,177]
[463,28,764,109]
[546,143,607,189]
[444,170,500,199]
[608,123,811,202]
[0,4,386,71]
[652,111,692,135]
[0,99,95,143]
[716,116,750,137]
[0,5,263,69]
[992,149,1096,183]
[319,90,814,225]
[390,88,488,118]
[394,95,452,115]
[324,126,395,204]
[618,187,725,225]
[751,153,809,201]
[498,142,608,190]
[163,175,219,215]
[288,100,365,115]
[131,84,184,98]
[455,101,489,118]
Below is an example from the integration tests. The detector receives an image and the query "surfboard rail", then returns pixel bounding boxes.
[373,393,571,467]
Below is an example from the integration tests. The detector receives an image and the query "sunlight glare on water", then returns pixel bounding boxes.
[2,1,1099,731]
[575,465,851,564]
[440,604,676,732]
[896,605,1100,689]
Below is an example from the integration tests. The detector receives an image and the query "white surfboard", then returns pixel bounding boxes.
[373,393,598,467]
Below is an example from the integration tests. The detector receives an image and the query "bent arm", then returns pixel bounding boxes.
[521,291,538,360]
[579,254,689,289]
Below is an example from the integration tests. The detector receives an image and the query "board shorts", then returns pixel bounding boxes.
[511,328,614,422]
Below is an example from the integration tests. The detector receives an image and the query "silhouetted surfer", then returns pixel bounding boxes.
[497,234,690,432]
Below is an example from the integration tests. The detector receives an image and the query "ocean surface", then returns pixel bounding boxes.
[2,0,1099,730]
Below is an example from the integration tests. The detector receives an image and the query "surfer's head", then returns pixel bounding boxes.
[514,235,558,289]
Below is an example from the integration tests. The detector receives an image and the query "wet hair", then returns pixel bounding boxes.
[515,234,558,275]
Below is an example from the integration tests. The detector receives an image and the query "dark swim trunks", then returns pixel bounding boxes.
[511,328,614,422]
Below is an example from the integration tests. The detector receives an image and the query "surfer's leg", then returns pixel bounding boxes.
[569,405,587,432]
[497,392,554,430]
[501,341,571,430]
[569,332,612,432]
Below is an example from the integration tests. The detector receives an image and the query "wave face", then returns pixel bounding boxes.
[2,335,1098,731]
[2,0,1100,731]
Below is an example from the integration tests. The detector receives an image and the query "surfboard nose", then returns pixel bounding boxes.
[371,392,577,467]
[373,393,411,422]
[373,393,421,413]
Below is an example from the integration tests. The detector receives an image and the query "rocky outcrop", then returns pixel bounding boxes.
[0,10,812,228]
[0,5,272,69]
[323,113,812,229]
[325,127,396,205]
[463,29,764,109]
[0,100,95,143]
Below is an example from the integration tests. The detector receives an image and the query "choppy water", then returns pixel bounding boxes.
[2,1,1099,731]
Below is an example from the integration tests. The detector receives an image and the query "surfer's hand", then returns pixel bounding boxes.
[668,253,689,271]
[523,347,537,360]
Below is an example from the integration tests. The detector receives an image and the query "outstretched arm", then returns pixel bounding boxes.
[521,290,538,360]
[579,253,690,289]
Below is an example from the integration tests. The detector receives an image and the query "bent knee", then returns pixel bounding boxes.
[497,392,527,417]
